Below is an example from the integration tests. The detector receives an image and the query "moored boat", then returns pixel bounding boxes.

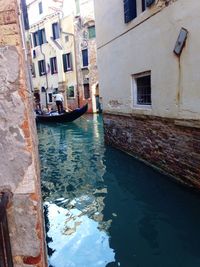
[36,104,88,123]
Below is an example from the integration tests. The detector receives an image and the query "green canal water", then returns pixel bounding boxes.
[37,114,200,267]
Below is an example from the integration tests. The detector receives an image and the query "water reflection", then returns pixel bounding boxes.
[44,200,114,267]
[38,115,200,267]
[38,115,114,267]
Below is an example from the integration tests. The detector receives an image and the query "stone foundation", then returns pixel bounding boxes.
[103,113,200,189]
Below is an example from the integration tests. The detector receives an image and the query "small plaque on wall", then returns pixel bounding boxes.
[173,28,188,56]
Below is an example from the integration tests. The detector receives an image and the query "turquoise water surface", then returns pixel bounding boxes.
[37,114,200,267]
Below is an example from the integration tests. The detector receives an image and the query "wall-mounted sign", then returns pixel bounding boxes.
[173,28,188,56]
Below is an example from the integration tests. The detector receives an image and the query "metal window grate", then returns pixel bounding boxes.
[136,75,151,105]
[0,192,13,267]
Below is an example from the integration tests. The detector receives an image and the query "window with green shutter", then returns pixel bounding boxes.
[67,86,75,98]
[88,26,96,39]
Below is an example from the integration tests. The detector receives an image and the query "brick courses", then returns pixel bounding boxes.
[104,113,200,189]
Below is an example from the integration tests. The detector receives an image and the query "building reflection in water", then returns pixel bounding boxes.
[38,115,116,267]
[38,114,200,267]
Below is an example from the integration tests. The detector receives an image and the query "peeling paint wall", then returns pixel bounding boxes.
[0,0,47,266]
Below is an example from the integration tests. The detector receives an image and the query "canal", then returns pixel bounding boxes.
[37,114,200,267]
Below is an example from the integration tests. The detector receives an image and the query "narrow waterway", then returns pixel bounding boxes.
[37,115,200,267]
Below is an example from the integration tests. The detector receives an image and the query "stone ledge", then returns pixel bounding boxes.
[174,120,200,129]
[103,111,200,129]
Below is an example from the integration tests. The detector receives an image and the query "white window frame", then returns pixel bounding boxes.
[132,71,152,109]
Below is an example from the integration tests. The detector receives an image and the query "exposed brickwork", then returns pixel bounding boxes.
[104,113,200,189]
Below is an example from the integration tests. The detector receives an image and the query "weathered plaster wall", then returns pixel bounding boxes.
[95,0,200,120]
[0,0,47,266]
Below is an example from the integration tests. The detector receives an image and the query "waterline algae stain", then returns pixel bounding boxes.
[37,115,200,267]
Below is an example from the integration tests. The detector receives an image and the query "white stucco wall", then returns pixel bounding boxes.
[94,0,200,120]
[27,0,76,27]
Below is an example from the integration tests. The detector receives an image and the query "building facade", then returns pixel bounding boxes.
[94,0,200,189]
[26,0,100,113]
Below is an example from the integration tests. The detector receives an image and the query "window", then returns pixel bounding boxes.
[133,72,151,106]
[31,63,36,77]
[124,0,155,23]
[82,49,88,67]
[65,36,69,43]
[123,0,137,23]
[142,0,147,11]
[88,26,96,39]
[83,83,90,99]
[33,50,36,58]
[38,2,43,14]
[52,22,60,39]
[48,93,53,103]
[33,31,39,47]
[39,28,46,44]
[50,57,58,74]
[38,60,46,76]
[62,53,73,72]
[33,29,46,46]
[41,86,46,92]
[67,86,75,98]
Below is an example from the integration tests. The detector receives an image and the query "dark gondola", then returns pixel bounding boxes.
[36,104,88,123]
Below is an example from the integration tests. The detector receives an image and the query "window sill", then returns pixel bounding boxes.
[81,66,89,70]
[132,104,152,110]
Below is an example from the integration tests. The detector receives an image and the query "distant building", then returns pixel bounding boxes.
[26,0,100,113]
[94,0,200,188]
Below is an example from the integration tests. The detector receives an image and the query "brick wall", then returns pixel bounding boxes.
[104,113,200,189]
